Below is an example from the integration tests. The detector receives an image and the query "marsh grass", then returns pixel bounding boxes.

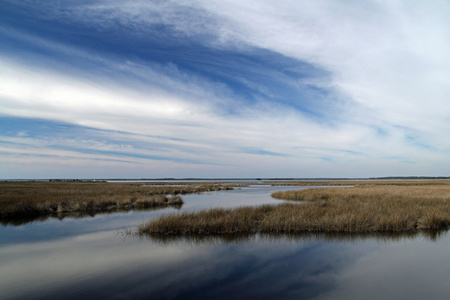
[140,183,450,235]
[270,180,450,186]
[0,181,234,224]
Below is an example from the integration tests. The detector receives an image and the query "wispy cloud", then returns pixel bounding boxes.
[1,0,449,178]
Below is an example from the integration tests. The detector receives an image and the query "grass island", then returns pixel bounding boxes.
[139,180,450,235]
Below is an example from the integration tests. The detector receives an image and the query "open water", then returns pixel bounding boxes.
[1,185,449,299]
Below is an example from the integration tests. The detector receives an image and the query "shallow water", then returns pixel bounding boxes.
[1,185,449,299]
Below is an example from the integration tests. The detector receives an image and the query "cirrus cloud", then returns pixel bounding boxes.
[0,0,449,178]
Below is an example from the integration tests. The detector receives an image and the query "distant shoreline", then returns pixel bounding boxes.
[2,176,450,182]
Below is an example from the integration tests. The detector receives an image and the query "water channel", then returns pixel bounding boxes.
[1,185,449,299]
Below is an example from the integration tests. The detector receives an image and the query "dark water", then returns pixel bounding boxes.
[1,185,449,299]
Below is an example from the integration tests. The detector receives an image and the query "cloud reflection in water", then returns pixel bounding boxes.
[0,230,448,299]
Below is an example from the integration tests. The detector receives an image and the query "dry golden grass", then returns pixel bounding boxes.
[140,183,450,235]
[0,181,234,223]
[270,180,450,186]
[272,185,450,231]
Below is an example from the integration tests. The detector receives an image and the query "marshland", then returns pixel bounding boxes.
[0,181,234,225]
[1,179,449,299]
[140,182,449,235]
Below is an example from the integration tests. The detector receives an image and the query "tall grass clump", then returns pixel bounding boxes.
[140,184,450,235]
[140,205,276,235]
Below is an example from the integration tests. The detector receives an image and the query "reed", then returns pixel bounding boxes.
[140,184,450,235]
[270,180,450,186]
[0,181,234,222]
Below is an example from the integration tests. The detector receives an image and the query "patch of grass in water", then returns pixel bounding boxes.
[140,183,450,235]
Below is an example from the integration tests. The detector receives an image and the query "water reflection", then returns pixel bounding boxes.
[1,229,448,300]
[0,205,183,227]
[141,230,448,246]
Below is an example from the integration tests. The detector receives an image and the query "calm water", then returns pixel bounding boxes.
[1,185,449,299]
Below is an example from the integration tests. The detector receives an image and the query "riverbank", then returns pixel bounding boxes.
[0,181,235,224]
[139,182,450,235]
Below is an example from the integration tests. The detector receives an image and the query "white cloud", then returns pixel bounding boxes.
[1,0,450,177]
[63,0,450,142]
[192,0,450,137]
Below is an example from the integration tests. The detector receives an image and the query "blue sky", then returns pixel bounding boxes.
[1,0,450,179]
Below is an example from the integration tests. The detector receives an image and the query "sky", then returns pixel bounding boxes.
[1,0,450,179]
